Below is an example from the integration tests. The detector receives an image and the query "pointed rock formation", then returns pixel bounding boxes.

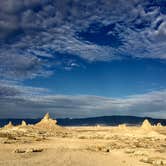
[43,112,50,120]
[156,123,162,127]
[21,120,27,127]
[35,113,59,130]
[4,121,14,129]
[141,119,152,130]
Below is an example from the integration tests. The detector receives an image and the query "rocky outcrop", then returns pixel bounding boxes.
[4,121,14,129]
[156,123,162,127]
[21,120,27,127]
[141,119,152,130]
[35,113,59,130]
[14,147,44,153]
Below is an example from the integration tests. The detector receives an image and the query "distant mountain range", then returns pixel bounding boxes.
[0,115,166,127]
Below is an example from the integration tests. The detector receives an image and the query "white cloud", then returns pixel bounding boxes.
[0,0,166,80]
[0,0,165,119]
[0,50,53,80]
[0,83,166,118]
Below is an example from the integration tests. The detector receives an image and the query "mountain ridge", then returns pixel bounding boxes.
[0,115,166,127]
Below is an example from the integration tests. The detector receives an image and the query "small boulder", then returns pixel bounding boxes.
[14,147,43,153]
[14,148,26,153]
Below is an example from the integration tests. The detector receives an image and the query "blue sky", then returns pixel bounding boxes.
[24,58,166,97]
[0,0,166,118]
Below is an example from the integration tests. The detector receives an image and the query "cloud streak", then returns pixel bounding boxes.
[0,83,166,118]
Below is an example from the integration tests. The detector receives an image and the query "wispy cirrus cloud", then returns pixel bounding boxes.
[0,0,166,80]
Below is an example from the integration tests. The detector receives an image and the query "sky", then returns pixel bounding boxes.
[0,0,166,119]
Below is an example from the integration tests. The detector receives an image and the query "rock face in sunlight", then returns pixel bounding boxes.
[21,120,27,127]
[141,119,152,130]
[35,113,59,130]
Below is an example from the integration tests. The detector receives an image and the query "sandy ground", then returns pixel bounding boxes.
[0,116,165,166]
[0,138,148,166]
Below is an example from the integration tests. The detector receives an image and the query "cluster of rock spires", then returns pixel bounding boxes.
[141,119,163,130]
[1,115,163,131]
[35,113,60,130]
[3,113,60,130]
[117,119,163,131]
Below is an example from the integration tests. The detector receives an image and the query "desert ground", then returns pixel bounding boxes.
[0,114,166,166]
